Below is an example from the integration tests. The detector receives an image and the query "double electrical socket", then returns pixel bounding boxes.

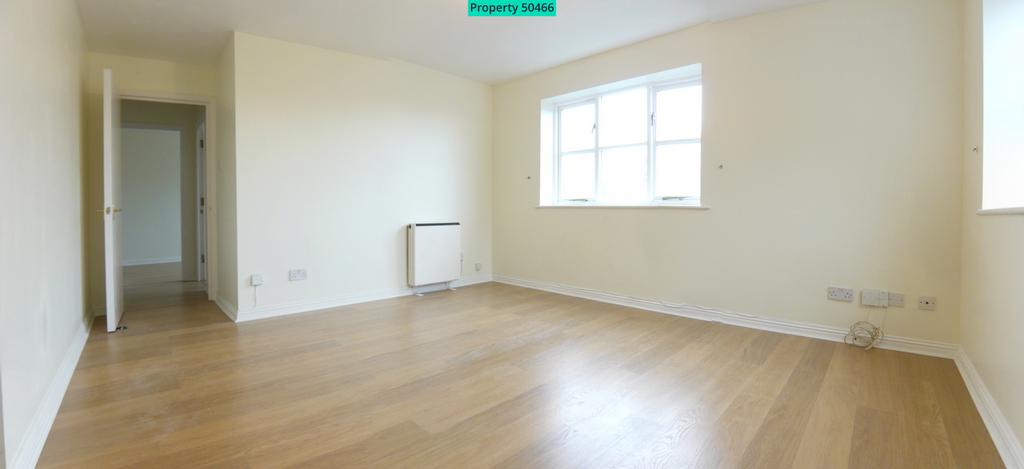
[827,286,855,302]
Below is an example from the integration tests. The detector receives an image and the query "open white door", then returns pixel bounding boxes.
[102,68,124,332]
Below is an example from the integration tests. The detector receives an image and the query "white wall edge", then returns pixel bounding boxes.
[492,275,958,359]
[121,257,182,267]
[9,315,94,469]
[955,346,1024,468]
[214,296,239,322]
[233,274,494,323]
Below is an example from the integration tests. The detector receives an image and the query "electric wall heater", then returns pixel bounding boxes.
[407,222,461,287]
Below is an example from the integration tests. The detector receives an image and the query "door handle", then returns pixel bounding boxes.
[99,207,123,215]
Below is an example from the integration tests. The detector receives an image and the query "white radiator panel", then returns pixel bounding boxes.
[407,223,461,287]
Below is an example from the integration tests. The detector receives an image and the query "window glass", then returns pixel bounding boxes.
[559,152,596,200]
[599,87,648,147]
[656,85,702,141]
[559,103,595,152]
[599,145,648,202]
[655,143,701,199]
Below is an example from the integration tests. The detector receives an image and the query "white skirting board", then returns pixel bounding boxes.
[214,296,239,322]
[955,347,1024,469]
[224,274,493,323]
[493,275,957,358]
[9,316,93,469]
[493,274,1024,468]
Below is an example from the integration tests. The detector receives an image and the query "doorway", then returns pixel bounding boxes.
[120,99,207,313]
[99,69,219,332]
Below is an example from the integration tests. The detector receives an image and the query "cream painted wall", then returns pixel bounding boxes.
[217,37,239,312]
[121,100,205,276]
[84,52,218,99]
[492,0,964,342]
[960,0,1024,448]
[121,128,182,265]
[231,32,492,314]
[0,0,86,464]
[83,52,218,314]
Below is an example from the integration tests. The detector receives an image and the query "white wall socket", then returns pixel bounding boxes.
[827,286,855,302]
[288,269,307,281]
[474,262,482,272]
[888,292,905,308]
[250,274,264,287]
[918,296,937,311]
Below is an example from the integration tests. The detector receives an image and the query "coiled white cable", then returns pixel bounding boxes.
[845,320,884,350]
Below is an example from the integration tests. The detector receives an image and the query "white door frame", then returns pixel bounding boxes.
[118,90,219,302]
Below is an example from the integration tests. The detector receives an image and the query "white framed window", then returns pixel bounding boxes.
[540,64,703,208]
[979,0,1024,214]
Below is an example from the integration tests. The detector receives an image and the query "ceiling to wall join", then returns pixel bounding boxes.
[76,0,819,83]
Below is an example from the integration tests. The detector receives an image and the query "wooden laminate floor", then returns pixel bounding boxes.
[38,282,1003,468]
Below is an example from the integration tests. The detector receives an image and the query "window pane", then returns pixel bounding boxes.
[655,143,701,199]
[559,152,596,200]
[599,145,648,203]
[559,103,595,152]
[656,85,702,141]
[599,87,648,147]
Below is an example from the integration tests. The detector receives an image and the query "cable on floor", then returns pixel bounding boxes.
[845,320,884,350]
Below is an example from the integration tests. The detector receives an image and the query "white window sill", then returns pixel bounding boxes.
[537,203,709,210]
[977,207,1024,216]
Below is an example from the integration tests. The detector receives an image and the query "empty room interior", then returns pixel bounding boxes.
[1,0,1022,467]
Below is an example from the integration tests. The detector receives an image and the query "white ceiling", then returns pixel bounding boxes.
[76,0,819,83]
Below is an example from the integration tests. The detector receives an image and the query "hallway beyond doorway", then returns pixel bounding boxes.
[123,262,206,316]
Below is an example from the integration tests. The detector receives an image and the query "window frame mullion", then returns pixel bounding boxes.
[647,84,656,204]
[554,103,562,203]
[593,98,601,202]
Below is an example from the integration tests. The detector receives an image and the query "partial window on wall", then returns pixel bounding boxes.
[539,64,704,207]
[981,0,1024,212]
